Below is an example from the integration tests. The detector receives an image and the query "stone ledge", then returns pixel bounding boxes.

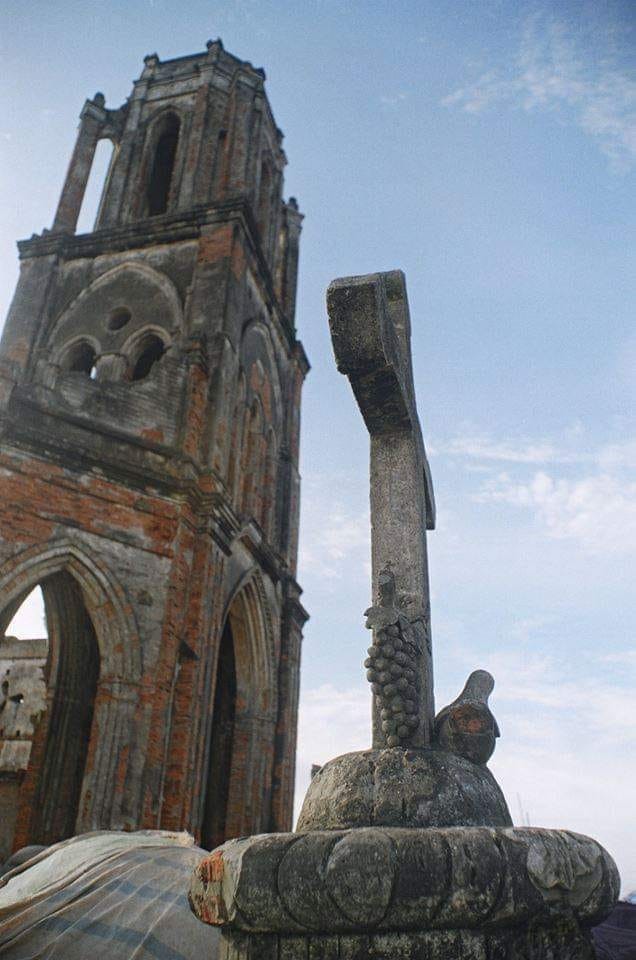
[189,826,618,935]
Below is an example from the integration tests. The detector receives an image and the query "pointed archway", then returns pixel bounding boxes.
[0,572,99,852]
[0,539,143,852]
[33,572,100,844]
[200,572,278,848]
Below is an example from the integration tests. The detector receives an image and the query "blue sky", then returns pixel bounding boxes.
[1,0,635,890]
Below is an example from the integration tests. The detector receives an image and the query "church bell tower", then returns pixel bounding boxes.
[0,41,308,857]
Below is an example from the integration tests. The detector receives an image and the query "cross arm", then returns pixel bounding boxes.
[326,270,435,529]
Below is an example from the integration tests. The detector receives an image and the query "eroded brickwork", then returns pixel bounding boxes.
[0,40,308,859]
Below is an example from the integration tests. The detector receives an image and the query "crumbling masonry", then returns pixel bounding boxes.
[0,41,308,860]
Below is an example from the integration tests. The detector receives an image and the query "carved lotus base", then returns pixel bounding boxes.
[189,826,619,960]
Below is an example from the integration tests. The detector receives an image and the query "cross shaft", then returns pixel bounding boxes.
[327,270,436,746]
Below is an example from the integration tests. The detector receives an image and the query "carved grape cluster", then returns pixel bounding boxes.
[364,617,420,747]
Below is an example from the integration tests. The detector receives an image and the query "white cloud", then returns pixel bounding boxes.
[380,93,407,106]
[598,438,636,473]
[441,433,585,464]
[443,11,636,171]
[597,648,636,668]
[438,429,636,554]
[476,469,636,554]
[298,476,370,582]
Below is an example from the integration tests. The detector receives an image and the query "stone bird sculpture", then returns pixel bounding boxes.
[433,669,500,765]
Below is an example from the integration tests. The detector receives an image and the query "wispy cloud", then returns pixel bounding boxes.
[438,430,636,553]
[443,11,636,171]
[476,468,636,554]
[380,92,407,107]
[440,433,586,464]
[298,476,370,582]
[598,648,636,668]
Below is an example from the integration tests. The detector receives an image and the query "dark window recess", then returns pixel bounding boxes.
[107,307,131,331]
[130,335,166,381]
[63,342,97,377]
[147,116,180,215]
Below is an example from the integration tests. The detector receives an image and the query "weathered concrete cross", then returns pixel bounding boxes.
[327,270,436,747]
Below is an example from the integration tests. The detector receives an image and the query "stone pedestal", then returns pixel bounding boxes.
[189,818,619,959]
[187,268,620,957]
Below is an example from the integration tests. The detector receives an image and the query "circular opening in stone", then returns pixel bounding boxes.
[107,307,132,331]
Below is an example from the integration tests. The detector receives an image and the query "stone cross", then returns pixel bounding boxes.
[327,270,436,747]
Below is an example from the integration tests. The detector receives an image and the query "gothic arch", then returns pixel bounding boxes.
[0,539,141,681]
[41,262,183,382]
[137,107,188,218]
[239,318,284,432]
[0,540,143,845]
[201,567,278,847]
[220,567,277,712]
[55,262,182,336]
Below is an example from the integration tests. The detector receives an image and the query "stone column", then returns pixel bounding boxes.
[281,200,303,324]
[0,253,59,386]
[96,59,154,227]
[52,95,106,234]
[226,79,256,195]
[270,582,307,831]
[179,56,215,208]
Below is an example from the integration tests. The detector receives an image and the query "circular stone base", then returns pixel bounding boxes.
[296,747,512,831]
[190,825,619,957]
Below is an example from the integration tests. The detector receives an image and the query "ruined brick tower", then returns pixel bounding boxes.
[0,40,308,859]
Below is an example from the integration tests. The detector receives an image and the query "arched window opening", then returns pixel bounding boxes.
[61,341,98,379]
[147,115,180,216]
[129,334,166,381]
[199,580,276,846]
[0,573,100,852]
[76,138,116,235]
[106,306,132,332]
[0,587,48,862]
[202,619,237,851]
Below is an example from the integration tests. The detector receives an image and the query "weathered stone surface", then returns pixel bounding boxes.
[327,271,436,747]
[296,747,512,831]
[189,825,619,935]
[0,43,308,855]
